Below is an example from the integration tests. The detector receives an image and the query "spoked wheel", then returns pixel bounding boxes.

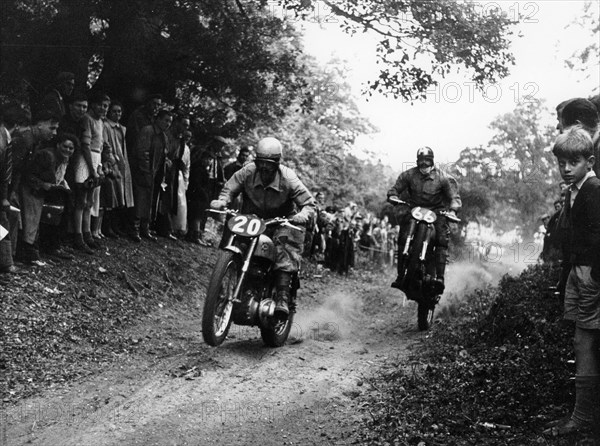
[202,251,239,346]
[261,312,295,347]
[417,301,435,331]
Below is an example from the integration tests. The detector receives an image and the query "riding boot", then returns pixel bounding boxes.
[274,271,292,320]
[433,248,448,294]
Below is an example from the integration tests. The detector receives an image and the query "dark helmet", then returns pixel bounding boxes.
[416,146,434,162]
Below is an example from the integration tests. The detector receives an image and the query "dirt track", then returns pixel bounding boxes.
[3,269,425,446]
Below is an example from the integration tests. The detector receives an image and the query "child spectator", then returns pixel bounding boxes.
[544,125,600,436]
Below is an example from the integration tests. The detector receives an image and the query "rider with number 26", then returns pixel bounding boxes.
[387,147,462,294]
[211,137,316,321]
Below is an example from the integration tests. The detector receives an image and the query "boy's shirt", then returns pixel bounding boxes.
[567,173,600,266]
[569,170,596,207]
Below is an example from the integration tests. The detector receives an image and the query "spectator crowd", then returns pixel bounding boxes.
[0,72,252,275]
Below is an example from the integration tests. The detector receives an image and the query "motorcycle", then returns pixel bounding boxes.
[388,197,461,330]
[201,209,300,347]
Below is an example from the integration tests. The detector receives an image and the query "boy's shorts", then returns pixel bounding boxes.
[73,183,95,210]
[564,265,600,329]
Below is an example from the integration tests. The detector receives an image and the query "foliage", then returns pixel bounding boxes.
[357,264,598,445]
[564,1,600,92]
[0,0,310,135]
[1,0,520,119]
[449,101,560,237]
[235,57,394,212]
[283,0,517,101]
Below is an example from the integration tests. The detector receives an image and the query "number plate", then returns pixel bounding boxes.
[227,215,266,237]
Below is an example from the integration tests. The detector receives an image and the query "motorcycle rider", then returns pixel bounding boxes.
[210,137,316,320]
[387,147,461,293]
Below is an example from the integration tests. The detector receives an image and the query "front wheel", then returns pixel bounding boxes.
[417,301,434,331]
[202,251,239,346]
[261,312,295,347]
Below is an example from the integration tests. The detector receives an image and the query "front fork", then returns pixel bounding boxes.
[420,224,434,262]
[401,220,435,263]
[402,219,417,256]
[226,234,259,303]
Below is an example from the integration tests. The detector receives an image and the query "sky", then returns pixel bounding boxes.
[300,0,600,169]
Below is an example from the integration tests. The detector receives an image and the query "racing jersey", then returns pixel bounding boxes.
[387,166,461,212]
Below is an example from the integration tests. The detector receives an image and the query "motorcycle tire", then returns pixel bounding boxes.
[261,313,295,347]
[417,301,435,331]
[202,251,239,346]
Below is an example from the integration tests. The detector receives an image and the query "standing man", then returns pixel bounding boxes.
[131,109,173,241]
[40,72,75,118]
[126,94,162,151]
[84,92,110,242]
[224,146,251,181]
[0,105,29,274]
[103,100,135,239]
[9,110,60,263]
[157,114,190,239]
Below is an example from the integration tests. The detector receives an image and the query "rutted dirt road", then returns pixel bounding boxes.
[3,269,427,446]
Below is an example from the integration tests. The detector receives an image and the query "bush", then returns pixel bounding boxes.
[358,263,595,445]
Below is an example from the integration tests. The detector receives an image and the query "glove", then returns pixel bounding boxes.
[210,199,226,210]
[289,213,308,225]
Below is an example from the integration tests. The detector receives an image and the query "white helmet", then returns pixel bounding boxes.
[255,137,282,163]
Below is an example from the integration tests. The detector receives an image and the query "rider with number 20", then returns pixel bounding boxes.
[388,147,462,294]
[211,137,316,321]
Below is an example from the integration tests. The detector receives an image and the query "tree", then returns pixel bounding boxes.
[235,56,395,210]
[0,0,311,135]
[564,1,599,92]
[282,0,517,100]
[449,101,560,237]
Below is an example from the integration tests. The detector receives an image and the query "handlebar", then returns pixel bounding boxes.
[206,209,303,231]
[440,210,461,223]
[266,217,303,232]
[387,196,408,206]
[207,208,238,216]
[387,197,461,223]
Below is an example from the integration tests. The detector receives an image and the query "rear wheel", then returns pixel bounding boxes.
[202,251,238,346]
[261,312,295,347]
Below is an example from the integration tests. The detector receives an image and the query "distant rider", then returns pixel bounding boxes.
[387,147,461,293]
[210,137,316,320]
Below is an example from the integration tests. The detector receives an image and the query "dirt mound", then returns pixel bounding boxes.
[1,236,216,404]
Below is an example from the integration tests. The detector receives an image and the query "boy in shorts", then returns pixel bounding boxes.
[544,125,600,436]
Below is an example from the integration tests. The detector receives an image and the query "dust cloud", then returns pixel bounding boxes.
[293,291,360,342]
[439,241,538,311]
